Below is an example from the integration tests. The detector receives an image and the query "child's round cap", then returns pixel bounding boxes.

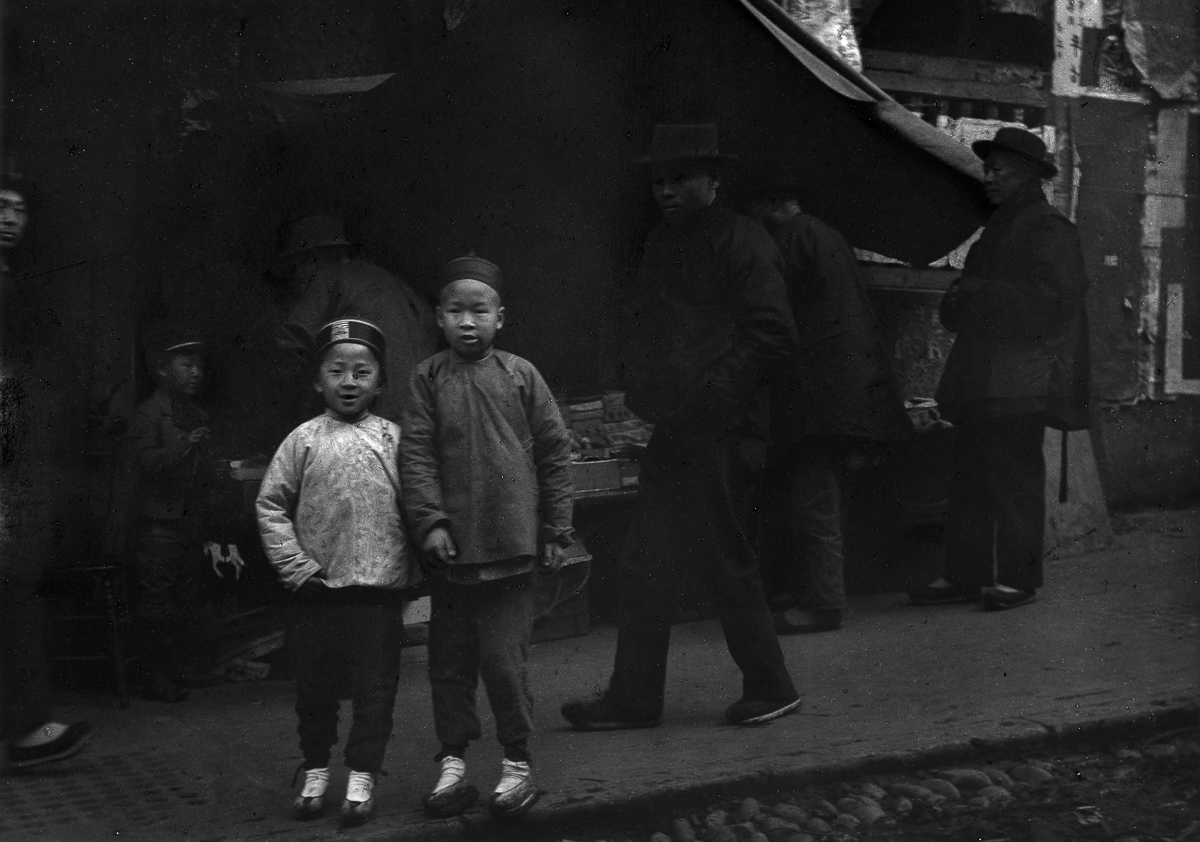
[142,324,206,361]
[314,318,387,361]
[439,253,503,294]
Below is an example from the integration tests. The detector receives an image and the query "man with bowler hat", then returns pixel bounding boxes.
[562,124,802,728]
[909,127,1090,611]
[272,214,439,424]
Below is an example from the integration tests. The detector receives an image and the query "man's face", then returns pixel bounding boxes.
[0,189,29,249]
[437,279,504,361]
[983,150,1039,206]
[312,342,382,421]
[159,353,205,397]
[650,165,719,219]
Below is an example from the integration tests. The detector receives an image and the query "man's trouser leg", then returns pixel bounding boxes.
[944,414,1046,590]
[0,574,51,742]
[607,428,796,714]
[990,415,1046,591]
[784,440,846,611]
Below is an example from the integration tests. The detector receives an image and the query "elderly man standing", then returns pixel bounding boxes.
[909,127,1090,611]
[272,214,439,424]
[562,124,801,729]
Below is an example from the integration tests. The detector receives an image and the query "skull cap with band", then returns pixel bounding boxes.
[314,318,387,364]
[439,253,504,295]
[143,325,206,368]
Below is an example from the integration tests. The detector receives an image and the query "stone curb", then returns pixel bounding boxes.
[341,698,1199,842]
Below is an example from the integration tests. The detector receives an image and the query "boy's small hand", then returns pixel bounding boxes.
[188,426,213,445]
[538,543,565,573]
[296,571,327,598]
[422,526,458,567]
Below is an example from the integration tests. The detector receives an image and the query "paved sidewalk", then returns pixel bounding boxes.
[3,508,1197,842]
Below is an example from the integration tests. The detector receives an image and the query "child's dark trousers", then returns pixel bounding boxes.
[293,587,406,775]
[428,572,535,755]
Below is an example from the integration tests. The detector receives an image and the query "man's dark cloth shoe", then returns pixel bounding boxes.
[725,696,802,726]
[773,607,843,635]
[907,580,980,605]
[423,782,478,818]
[141,676,189,703]
[981,586,1037,610]
[561,696,662,731]
[6,722,93,771]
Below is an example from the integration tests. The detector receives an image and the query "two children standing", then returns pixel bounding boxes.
[255,254,574,826]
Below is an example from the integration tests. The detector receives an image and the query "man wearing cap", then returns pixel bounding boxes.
[271,213,439,424]
[910,127,1090,611]
[742,169,911,635]
[562,124,802,729]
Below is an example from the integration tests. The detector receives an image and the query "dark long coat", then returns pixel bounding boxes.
[768,212,911,445]
[935,181,1091,431]
[620,205,797,441]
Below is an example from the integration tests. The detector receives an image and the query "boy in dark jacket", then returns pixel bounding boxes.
[130,326,217,702]
[400,254,574,820]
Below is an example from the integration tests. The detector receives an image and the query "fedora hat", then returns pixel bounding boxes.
[270,214,356,278]
[633,123,738,167]
[971,127,1057,179]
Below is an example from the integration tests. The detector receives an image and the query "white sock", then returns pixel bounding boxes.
[345,770,374,803]
[299,767,329,798]
[434,757,466,794]
[494,759,530,796]
[13,722,68,748]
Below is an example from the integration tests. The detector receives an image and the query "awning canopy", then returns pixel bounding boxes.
[715,0,989,265]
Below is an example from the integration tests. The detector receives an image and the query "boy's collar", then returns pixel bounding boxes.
[324,408,374,424]
[451,347,496,364]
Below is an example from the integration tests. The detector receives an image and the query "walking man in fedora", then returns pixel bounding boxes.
[909,127,1090,611]
[562,124,802,729]
[271,214,439,425]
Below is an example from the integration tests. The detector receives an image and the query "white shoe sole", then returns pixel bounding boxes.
[736,697,803,725]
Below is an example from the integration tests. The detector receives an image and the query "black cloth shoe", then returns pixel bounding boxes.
[907,580,980,605]
[560,696,662,731]
[773,607,843,635]
[725,696,802,726]
[6,722,93,772]
[141,674,189,703]
[981,586,1037,610]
